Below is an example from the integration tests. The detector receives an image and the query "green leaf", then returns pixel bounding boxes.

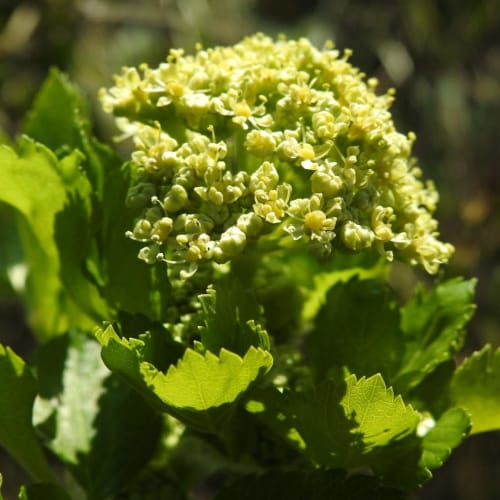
[449,345,500,434]
[420,407,470,469]
[249,374,421,486]
[97,325,273,432]
[0,343,52,481]
[22,71,172,322]
[18,483,72,500]
[199,276,270,355]
[290,375,420,468]
[0,141,69,337]
[33,331,162,498]
[21,69,168,323]
[22,68,109,197]
[53,149,112,326]
[307,279,403,381]
[23,69,90,153]
[0,140,108,339]
[393,278,476,393]
[215,469,405,500]
[155,348,272,409]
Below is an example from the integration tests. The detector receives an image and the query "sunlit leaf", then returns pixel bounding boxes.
[97,325,273,433]
[290,375,420,467]
[0,140,108,339]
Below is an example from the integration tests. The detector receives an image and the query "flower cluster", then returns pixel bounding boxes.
[100,34,453,276]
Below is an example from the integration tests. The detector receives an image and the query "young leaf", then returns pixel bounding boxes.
[0,343,52,481]
[420,407,470,469]
[199,276,270,355]
[307,279,403,381]
[97,325,273,433]
[215,469,405,500]
[393,278,476,393]
[449,345,500,434]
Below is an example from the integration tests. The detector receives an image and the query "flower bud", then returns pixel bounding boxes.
[341,221,375,251]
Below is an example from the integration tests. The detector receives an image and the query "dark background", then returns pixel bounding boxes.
[1,0,500,498]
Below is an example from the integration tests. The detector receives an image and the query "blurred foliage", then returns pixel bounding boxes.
[1,0,499,499]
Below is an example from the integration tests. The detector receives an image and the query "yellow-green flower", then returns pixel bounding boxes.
[100,33,453,276]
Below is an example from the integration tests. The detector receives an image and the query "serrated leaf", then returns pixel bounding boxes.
[215,469,405,500]
[199,276,270,355]
[420,407,470,469]
[393,278,476,393]
[33,331,162,497]
[156,347,272,409]
[307,279,403,381]
[450,345,500,434]
[23,69,90,153]
[250,374,420,477]
[97,325,273,432]
[0,343,52,481]
[290,375,420,468]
